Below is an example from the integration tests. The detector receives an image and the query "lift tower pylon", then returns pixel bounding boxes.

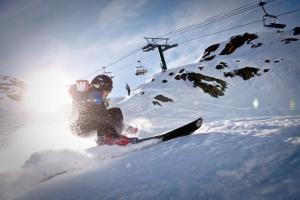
[142,37,178,72]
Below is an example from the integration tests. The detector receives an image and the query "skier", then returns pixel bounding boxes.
[69,74,138,146]
[126,83,131,96]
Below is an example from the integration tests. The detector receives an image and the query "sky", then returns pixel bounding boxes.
[0,0,299,97]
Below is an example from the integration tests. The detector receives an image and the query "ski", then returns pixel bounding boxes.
[97,117,203,146]
[137,117,203,143]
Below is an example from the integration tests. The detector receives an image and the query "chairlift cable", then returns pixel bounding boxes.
[169,5,260,38]
[178,20,262,45]
[167,3,278,39]
[83,46,143,78]
[83,0,288,79]
[160,0,276,38]
[159,1,260,37]
[112,7,300,75]
[177,8,300,45]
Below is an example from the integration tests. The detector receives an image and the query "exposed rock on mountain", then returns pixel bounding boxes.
[154,95,174,103]
[0,75,25,102]
[219,33,258,55]
[293,27,300,35]
[202,43,220,59]
[223,67,263,80]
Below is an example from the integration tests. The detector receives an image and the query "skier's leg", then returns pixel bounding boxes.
[96,107,122,145]
[107,107,124,135]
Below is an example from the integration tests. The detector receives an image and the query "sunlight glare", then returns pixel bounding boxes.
[289,99,296,110]
[23,69,72,114]
[252,98,259,109]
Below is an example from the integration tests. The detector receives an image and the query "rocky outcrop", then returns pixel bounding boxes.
[220,33,258,55]
[152,101,162,106]
[223,67,269,80]
[293,27,300,35]
[200,55,215,62]
[251,42,263,48]
[154,95,174,103]
[281,38,298,44]
[202,43,219,59]
[175,72,227,98]
[0,75,25,102]
[216,62,228,70]
[187,72,227,98]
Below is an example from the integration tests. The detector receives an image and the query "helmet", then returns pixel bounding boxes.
[91,74,113,92]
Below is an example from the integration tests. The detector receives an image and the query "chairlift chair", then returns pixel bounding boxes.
[101,66,114,78]
[263,14,286,29]
[259,1,286,29]
[104,71,114,79]
[135,60,147,76]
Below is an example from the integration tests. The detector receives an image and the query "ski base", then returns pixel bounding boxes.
[137,117,203,143]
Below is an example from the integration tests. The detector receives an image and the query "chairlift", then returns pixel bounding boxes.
[135,60,147,76]
[102,66,114,78]
[259,1,286,29]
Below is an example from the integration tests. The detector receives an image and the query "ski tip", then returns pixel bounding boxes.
[196,118,203,128]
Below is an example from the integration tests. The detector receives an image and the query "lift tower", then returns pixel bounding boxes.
[142,37,178,72]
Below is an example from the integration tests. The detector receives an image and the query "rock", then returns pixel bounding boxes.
[154,95,174,103]
[181,73,187,81]
[281,38,298,44]
[200,55,215,62]
[152,101,162,106]
[187,72,227,98]
[201,43,220,59]
[175,75,181,80]
[251,42,263,48]
[224,67,261,80]
[293,27,300,35]
[220,33,258,55]
[215,62,228,70]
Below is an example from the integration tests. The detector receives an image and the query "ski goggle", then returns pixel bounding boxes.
[92,83,113,93]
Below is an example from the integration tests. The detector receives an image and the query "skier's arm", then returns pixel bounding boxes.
[69,84,89,101]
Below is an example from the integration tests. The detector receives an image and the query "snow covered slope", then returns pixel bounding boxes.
[0,28,300,200]
[0,75,27,149]
[1,116,299,200]
[0,75,25,102]
[115,28,300,137]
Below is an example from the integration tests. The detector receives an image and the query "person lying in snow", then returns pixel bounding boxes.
[69,74,138,146]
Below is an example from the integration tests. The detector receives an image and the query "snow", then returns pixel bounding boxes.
[2,116,299,200]
[0,29,300,199]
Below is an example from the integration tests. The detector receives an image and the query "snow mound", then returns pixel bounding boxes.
[0,139,159,200]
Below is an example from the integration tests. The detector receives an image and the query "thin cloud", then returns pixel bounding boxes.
[98,0,148,33]
[0,0,44,21]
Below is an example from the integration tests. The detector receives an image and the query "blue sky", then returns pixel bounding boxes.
[0,0,299,97]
